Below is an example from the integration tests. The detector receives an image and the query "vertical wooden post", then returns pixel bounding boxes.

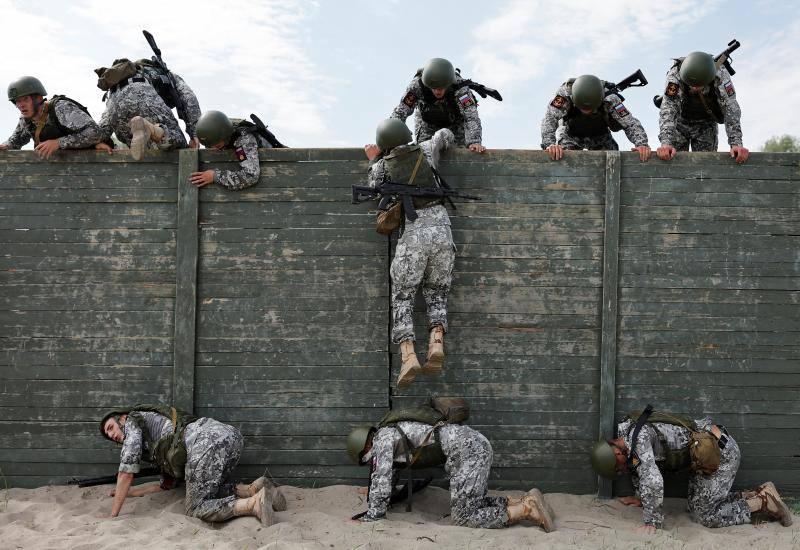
[598,150,622,498]
[174,149,199,412]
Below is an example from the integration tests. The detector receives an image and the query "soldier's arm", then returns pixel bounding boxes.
[118,421,144,474]
[390,79,421,122]
[53,101,104,149]
[634,434,665,528]
[454,86,482,146]
[364,428,400,521]
[716,71,743,147]
[657,69,681,147]
[606,95,648,147]
[427,127,455,169]
[3,120,31,149]
[172,72,201,138]
[541,86,570,148]
[98,102,117,144]
[213,133,261,191]
[366,158,387,189]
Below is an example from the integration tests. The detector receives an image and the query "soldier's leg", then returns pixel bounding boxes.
[413,113,435,144]
[390,238,428,344]
[184,422,244,522]
[421,228,455,334]
[451,124,467,147]
[557,133,585,150]
[672,120,692,151]
[686,435,751,527]
[440,426,509,529]
[689,121,719,152]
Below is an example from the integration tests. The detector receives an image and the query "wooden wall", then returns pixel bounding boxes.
[0,149,797,495]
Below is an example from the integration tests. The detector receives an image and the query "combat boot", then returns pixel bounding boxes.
[129,116,165,161]
[396,340,421,388]
[236,476,287,511]
[233,487,275,526]
[422,325,444,375]
[748,481,793,527]
[506,488,555,532]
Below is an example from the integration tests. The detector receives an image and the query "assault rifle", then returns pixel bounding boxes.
[250,113,287,148]
[455,68,503,101]
[68,466,160,488]
[142,30,191,125]
[351,477,433,520]
[604,69,648,101]
[653,39,741,108]
[352,171,481,223]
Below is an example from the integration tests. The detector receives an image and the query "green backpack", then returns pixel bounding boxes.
[100,404,198,479]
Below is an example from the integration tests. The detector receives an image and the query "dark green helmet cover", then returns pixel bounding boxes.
[8,76,47,102]
[571,75,604,110]
[421,58,456,89]
[679,52,716,86]
[376,118,412,151]
[196,110,235,146]
[346,424,376,465]
[590,440,618,480]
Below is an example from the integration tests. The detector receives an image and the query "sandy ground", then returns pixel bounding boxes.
[0,484,797,550]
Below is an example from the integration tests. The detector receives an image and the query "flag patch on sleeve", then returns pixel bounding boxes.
[459,93,475,107]
[723,80,735,96]
[614,103,630,117]
[235,146,247,162]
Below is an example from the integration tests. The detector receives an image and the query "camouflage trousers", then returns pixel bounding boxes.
[672,119,718,152]
[184,418,244,522]
[439,425,508,528]
[686,433,751,527]
[414,118,467,147]
[559,131,619,151]
[390,225,455,343]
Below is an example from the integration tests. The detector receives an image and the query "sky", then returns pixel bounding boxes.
[1,0,798,151]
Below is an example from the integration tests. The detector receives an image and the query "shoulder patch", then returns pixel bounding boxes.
[458,93,476,108]
[723,80,735,96]
[235,146,247,162]
[402,92,417,108]
[665,82,679,97]
[551,95,567,109]
[614,103,630,117]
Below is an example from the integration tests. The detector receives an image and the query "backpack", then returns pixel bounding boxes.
[626,404,721,475]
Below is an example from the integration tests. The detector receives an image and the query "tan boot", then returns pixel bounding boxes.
[506,489,555,532]
[396,340,421,388]
[748,481,793,527]
[233,487,275,526]
[422,325,444,375]
[243,476,287,511]
[129,116,165,160]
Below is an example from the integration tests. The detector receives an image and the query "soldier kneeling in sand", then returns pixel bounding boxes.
[347,398,555,530]
[100,404,285,525]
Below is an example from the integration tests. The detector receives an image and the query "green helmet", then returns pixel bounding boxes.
[7,76,47,102]
[376,118,412,151]
[679,52,716,87]
[196,110,234,147]
[590,440,618,480]
[421,58,456,89]
[571,75,604,111]
[346,425,375,465]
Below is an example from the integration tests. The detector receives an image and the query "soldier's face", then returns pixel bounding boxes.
[689,85,703,94]
[103,417,125,443]
[211,139,226,150]
[14,95,37,118]
[431,87,447,99]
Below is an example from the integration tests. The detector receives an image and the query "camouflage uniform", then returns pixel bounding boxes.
[658,62,743,151]
[119,412,244,523]
[541,82,648,150]
[390,73,482,147]
[98,80,187,150]
[618,417,751,529]
[363,421,507,528]
[367,128,456,344]
[213,125,271,191]
[3,96,103,150]
[136,64,202,140]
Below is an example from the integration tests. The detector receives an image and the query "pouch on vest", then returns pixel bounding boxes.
[94,59,138,91]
